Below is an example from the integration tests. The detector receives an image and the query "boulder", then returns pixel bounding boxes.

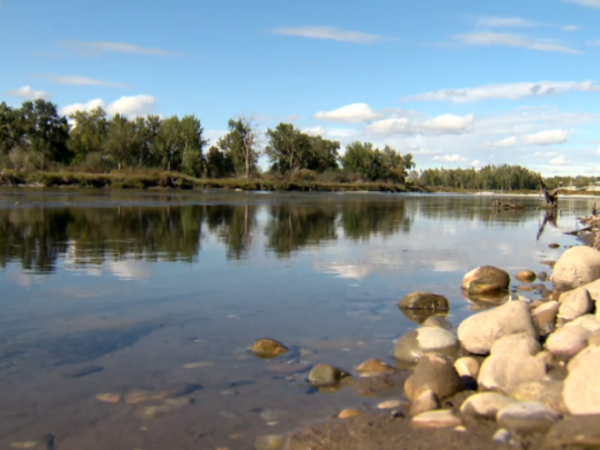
[393,328,459,363]
[490,333,541,357]
[563,314,600,333]
[404,353,462,401]
[251,338,289,358]
[479,354,546,394]
[509,380,566,415]
[409,389,440,416]
[462,266,510,294]
[550,246,600,291]
[564,345,600,415]
[398,292,449,311]
[545,325,590,359]
[516,270,536,283]
[532,301,559,336]
[308,364,350,387]
[460,392,517,419]
[497,401,559,434]
[558,287,592,322]
[457,300,538,355]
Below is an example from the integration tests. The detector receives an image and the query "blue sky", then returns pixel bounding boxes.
[1,0,600,175]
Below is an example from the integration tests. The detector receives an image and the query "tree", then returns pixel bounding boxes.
[0,102,23,156]
[154,116,184,172]
[218,117,259,178]
[206,146,235,178]
[68,107,108,163]
[179,115,208,177]
[103,114,139,170]
[306,135,339,172]
[265,123,311,174]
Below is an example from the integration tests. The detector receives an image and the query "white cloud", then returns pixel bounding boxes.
[471,160,482,167]
[561,25,582,31]
[62,40,181,57]
[454,32,583,54]
[314,103,384,123]
[433,154,469,162]
[534,151,560,157]
[60,95,157,118]
[303,126,359,139]
[496,136,518,147]
[364,117,410,134]
[42,74,128,88]
[5,85,51,100]
[424,114,474,131]
[272,26,394,44]
[363,113,474,136]
[476,16,538,28]
[589,38,600,46]
[565,0,600,7]
[524,129,570,145]
[412,148,442,155]
[549,155,570,165]
[403,80,600,103]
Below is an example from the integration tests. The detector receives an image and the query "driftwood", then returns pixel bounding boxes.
[564,225,593,236]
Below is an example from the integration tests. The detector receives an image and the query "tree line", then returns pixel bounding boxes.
[0,99,415,183]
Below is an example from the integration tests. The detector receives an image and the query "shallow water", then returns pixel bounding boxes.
[0,189,593,449]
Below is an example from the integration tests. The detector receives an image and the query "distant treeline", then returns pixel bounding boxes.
[0,99,415,184]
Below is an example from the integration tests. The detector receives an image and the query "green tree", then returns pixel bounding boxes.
[265,123,311,174]
[180,115,208,177]
[103,114,139,170]
[0,102,23,156]
[206,146,235,178]
[68,107,108,163]
[218,117,259,178]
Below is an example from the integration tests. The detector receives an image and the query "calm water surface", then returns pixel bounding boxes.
[0,189,593,449]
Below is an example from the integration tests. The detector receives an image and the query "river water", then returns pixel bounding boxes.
[0,189,593,449]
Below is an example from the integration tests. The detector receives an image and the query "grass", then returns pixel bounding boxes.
[0,169,428,193]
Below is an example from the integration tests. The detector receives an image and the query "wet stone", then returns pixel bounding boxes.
[398,292,449,311]
[136,397,193,419]
[338,408,362,419]
[251,339,289,359]
[356,358,394,376]
[308,364,349,387]
[410,410,463,429]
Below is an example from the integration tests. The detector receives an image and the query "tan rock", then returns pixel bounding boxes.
[454,357,480,379]
[405,353,462,401]
[356,358,394,375]
[564,345,600,415]
[509,380,566,415]
[551,246,600,291]
[96,392,122,404]
[516,270,536,283]
[532,301,559,336]
[398,292,449,311]
[463,266,510,294]
[251,338,289,358]
[460,392,517,419]
[558,288,592,322]
[411,410,463,429]
[479,354,546,394]
[497,401,559,434]
[490,332,541,356]
[545,325,590,359]
[338,408,362,419]
[410,390,440,416]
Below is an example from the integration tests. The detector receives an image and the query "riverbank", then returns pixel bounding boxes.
[0,169,428,193]
[434,187,600,199]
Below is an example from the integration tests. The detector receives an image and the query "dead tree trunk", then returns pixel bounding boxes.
[538,175,559,209]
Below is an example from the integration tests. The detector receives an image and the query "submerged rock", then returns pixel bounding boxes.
[356,358,394,376]
[404,353,461,401]
[398,292,449,311]
[251,339,289,359]
[393,328,459,363]
[516,270,536,283]
[462,266,510,294]
[125,383,201,404]
[550,246,600,291]
[136,397,193,419]
[420,316,455,331]
[96,392,122,404]
[458,300,537,355]
[308,364,349,387]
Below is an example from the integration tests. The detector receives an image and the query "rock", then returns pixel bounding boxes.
[308,364,349,387]
[410,390,440,416]
[558,287,592,322]
[410,410,463,429]
[516,270,536,283]
[398,292,449,311]
[460,392,517,419]
[356,358,394,376]
[496,401,559,434]
[541,260,557,268]
[377,400,403,410]
[564,345,600,414]
[9,442,38,449]
[549,243,560,249]
[404,353,462,401]
[136,397,192,419]
[251,339,289,358]
[338,408,362,419]
[563,314,600,332]
[517,285,534,292]
[532,301,559,336]
[545,325,590,359]
[457,300,538,355]
[421,316,455,331]
[538,271,549,282]
[479,354,546,394]
[454,357,480,379]
[509,380,566,415]
[492,428,511,444]
[590,329,600,346]
[543,415,600,449]
[254,434,284,450]
[462,266,510,294]
[551,246,600,291]
[490,333,541,356]
[535,350,555,366]
[96,392,122,404]
[393,328,459,363]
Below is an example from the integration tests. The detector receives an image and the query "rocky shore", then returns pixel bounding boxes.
[250,245,600,450]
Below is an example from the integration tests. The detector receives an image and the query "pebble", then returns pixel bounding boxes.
[411,410,463,429]
[497,401,559,434]
[454,425,467,432]
[251,338,289,359]
[267,421,278,426]
[338,408,362,419]
[356,358,394,375]
[377,400,403,410]
[308,364,349,387]
[183,361,214,369]
[96,392,122,404]
[516,270,537,283]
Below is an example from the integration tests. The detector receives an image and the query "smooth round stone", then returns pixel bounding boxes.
[377,400,403,410]
[393,328,459,362]
[478,354,546,394]
[251,339,289,359]
[532,301,559,336]
[398,292,449,311]
[454,357,480,379]
[497,401,559,434]
[492,428,511,443]
[564,314,600,333]
[410,390,440,416]
[545,325,590,359]
[558,288,592,322]
[516,270,536,283]
[462,266,510,294]
[590,329,600,346]
[404,353,462,401]
[538,272,549,282]
[490,333,541,356]
[460,392,517,419]
[356,358,394,375]
[421,316,455,331]
[338,408,362,419]
[509,380,566,415]
[411,410,463,429]
[551,246,600,291]
[564,345,600,415]
[308,364,349,387]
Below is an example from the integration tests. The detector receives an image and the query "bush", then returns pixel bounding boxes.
[290,169,317,182]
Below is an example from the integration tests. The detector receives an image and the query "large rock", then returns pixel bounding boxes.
[545,325,590,359]
[563,314,600,333]
[564,345,600,414]
[457,300,538,355]
[308,364,349,387]
[550,246,600,291]
[404,353,462,401]
[409,390,440,416]
[490,333,541,356]
[479,354,546,394]
[460,392,517,419]
[558,287,592,322]
[532,301,559,336]
[393,328,460,363]
[497,401,559,434]
[509,380,566,415]
[398,292,449,311]
[462,266,510,294]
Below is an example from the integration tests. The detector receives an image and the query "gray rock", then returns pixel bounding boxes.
[545,325,590,359]
[497,401,559,434]
[410,389,440,416]
[308,364,349,387]
[544,415,600,449]
[550,246,600,291]
[479,354,546,394]
[460,392,517,419]
[398,292,449,311]
[404,353,462,401]
[393,328,459,363]
[462,266,510,294]
[490,333,541,356]
[532,301,559,336]
[509,380,566,415]
[558,287,592,322]
[457,300,538,355]
[564,345,600,415]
